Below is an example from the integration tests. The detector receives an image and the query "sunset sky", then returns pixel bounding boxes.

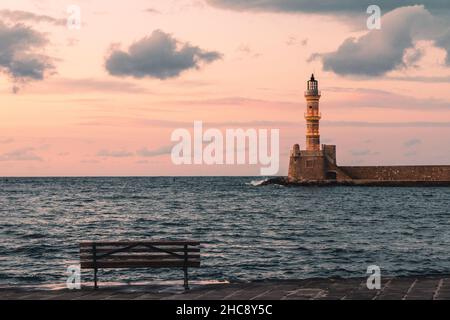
[1,0,450,176]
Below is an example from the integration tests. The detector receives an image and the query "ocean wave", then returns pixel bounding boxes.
[2,177,450,286]
[247,178,270,186]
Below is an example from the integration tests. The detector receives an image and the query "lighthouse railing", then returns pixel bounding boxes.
[304,112,322,119]
[304,90,321,96]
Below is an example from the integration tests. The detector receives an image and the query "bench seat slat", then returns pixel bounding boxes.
[80,260,200,269]
[80,247,200,254]
[80,241,200,247]
[80,254,200,261]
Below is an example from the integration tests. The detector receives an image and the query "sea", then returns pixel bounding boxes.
[1,177,450,288]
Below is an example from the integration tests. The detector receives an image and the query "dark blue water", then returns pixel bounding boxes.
[1,177,450,287]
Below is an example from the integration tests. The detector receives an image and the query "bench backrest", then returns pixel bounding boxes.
[80,241,200,269]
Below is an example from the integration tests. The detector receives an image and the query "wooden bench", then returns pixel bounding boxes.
[79,240,200,290]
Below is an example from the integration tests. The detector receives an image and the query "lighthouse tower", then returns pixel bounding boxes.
[304,74,321,151]
[288,74,340,182]
[285,73,450,185]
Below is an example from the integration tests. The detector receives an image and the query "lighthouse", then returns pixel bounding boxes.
[284,74,450,185]
[304,74,321,151]
[288,74,340,182]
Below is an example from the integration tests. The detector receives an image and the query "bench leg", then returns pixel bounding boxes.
[94,268,98,290]
[183,267,189,291]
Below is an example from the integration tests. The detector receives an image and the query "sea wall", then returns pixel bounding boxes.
[288,153,326,182]
[339,166,450,181]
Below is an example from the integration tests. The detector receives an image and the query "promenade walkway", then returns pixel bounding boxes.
[1,275,449,300]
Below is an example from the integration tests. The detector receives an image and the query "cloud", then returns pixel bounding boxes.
[404,138,422,147]
[0,22,55,89]
[97,149,134,158]
[325,87,450,110]
[404,151,418,157]
[66,38,79,47]
[0,138,14,144]
[236,44,261,58]
[78,114,450,130]
[402,46,426,68]
[81,159,100,164]
[144,8,161,14]
[350,149,380,157]
[286,37,308,46]
[58,152,70,156]
[105,29,222,79]
[206,0,450,14]
[323,121,450,128]
[79,117,296,129]
[166,96,301,108]
[137,145,173,157]
[0,147,42,161]
[38,78,151,94]
[136,160,150,164]
[435,29,450,65]
[316,6,435,77]
[389,75,450,83]
[0,9,66,26]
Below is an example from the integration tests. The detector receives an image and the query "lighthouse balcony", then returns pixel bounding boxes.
[304,112,322,120]
[304,90,321,97]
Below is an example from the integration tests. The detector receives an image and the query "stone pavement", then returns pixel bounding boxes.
[1,275,450,300]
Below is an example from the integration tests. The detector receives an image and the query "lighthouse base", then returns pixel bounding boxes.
[287,144,450,185]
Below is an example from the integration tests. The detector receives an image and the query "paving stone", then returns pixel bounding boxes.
[404,295,434,300]
[378,294,406,300]
[2,276,450,300]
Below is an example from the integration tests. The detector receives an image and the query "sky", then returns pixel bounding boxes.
[1,0,450,176]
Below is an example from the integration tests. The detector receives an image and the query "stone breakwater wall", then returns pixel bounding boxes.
[340,166,450,181]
